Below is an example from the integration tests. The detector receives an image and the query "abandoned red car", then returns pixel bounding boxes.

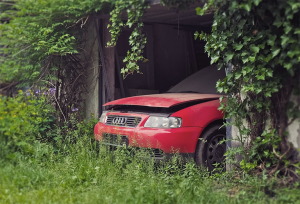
[94,65,226,170]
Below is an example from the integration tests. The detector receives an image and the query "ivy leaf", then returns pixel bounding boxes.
[235,71,242,79]
[287,49,300,58]
[233,43,243,50]
[250,44,260,53]
[258,43,265,49]
[240,3,251,12]
[196,7,205,16]
[273,17,282,27]
[284,62,293,70]
[256,87,263,93]
[266,70,273,77]
[241,50,248,57]
[253,0,262,6]
[242,56,249,63]
[283,22,292,34]
[194,31,199,40]
[267,35,277,46]
[217,86,223,93]
[272,48,281,57]
[248,55,256,62]
[281,35,289,45]
[210,55,219,64]
[264,54,273,62]
[256,74,265,80]
[127,22,133,28]
[294,28,300,34]
[243,36,251,42]
[225,52,234,63]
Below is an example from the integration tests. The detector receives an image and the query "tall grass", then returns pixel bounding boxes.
[1,132,300,204]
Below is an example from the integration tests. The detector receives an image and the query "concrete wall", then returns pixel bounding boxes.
[83,21,99,120]
[287,94,300,148]
[227,90,300,170]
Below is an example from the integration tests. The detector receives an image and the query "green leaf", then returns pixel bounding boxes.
[283,22,292,34]
[210,55,219,64]
[294,28,300,34]
[217,86,223,93]
[233,43,243,50]
[273,17,282,27]
[250,44,260,53]
[253,0,262,6]
[243,36,251,42]
[287,50,300,58]
[241,50,248,57]
[281,35,289,45]
[242,56,249,63]
[194,31,199,40]
[267,35,277,46]
[272,48,281,57]
[240,3,251,12]
[248,55,256,62]
[235,71,242,79]
[284,62,293,70]
[266,70,273,77]
[225,52,234,63]
[263,54,273,62]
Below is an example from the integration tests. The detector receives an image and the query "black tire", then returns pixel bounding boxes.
[195,124,226,171]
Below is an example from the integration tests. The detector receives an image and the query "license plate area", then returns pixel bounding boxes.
[102,133,129,147]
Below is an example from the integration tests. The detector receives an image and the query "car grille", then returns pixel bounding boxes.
[152,149,164,158]
[102,133,129,147]
[105,115,142,127]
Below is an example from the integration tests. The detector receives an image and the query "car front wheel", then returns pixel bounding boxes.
[194,124,226,171]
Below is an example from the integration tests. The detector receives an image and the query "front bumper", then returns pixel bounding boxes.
[94,113,203,154]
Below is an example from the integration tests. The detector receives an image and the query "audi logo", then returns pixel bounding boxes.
[112,117,127,125]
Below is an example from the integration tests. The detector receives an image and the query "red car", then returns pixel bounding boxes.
[94,65,226,170]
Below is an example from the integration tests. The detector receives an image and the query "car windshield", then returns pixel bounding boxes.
[167,65,226,94]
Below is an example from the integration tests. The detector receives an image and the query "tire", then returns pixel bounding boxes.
[195,124,226,171]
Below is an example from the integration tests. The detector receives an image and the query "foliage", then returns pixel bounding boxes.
[161,0,201,10]
[0,0,114,86]
[1,133,298,203]
[107,0,150,77]
[0,91,55,160]
[51,114,98,151]
[195,0,300,176]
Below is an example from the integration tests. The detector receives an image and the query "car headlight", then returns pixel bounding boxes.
[99,111,108,123]
[144,116,182,128]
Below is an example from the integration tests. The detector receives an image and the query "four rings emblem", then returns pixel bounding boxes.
[112,117,127,125]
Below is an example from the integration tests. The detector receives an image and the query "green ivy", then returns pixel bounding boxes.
[195,0,300,175]
[107,0,150,77]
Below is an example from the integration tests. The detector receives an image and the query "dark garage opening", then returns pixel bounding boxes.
[114,3,213,99]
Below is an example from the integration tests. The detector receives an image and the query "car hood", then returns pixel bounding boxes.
[104,93,221,108]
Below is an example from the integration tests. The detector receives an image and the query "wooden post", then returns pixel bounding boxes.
[103,19,115,102]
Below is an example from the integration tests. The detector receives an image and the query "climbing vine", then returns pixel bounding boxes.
[107,0,150,77]
[195,0,300,179]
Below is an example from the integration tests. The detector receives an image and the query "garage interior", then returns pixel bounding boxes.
[95,1,215,114]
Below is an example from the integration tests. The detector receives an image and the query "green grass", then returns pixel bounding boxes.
[0,137,300,204]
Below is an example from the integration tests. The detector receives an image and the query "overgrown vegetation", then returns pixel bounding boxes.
[0,91,55,159]
[194,0,300,179]
[1,110,300,203]
[0,89,299,202]
[1,0,300,198]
